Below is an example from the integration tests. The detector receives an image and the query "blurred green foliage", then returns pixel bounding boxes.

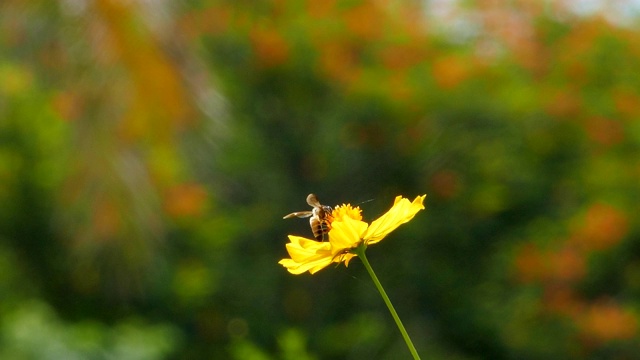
[2,0,640,359]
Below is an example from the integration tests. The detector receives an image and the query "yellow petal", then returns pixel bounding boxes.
[362,195,426,244]
[329,215,368,257]
[340,252,357,267]
[279,235,334,274]
[284,236,331,262]
[279,257,333,274]
[308,258,337,274]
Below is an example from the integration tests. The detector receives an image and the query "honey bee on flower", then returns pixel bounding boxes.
[279,194,426,274]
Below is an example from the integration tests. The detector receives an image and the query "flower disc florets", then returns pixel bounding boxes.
[332,204,362,222]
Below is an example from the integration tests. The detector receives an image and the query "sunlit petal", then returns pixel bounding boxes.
[279,256,333,274]
[362,195,426,244]
[284,235,331,262]
[279,235,334,274]
[329,215,368,256]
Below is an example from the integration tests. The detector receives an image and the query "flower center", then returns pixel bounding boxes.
[332,204,363,222]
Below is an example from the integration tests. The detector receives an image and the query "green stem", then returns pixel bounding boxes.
[356,245,421,360]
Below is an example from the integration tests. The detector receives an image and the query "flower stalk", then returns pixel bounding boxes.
[355,244,421,360]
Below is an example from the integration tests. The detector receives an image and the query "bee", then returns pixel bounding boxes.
[283,194,334,241]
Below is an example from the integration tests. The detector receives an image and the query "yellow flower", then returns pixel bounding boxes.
[279,195,426,274]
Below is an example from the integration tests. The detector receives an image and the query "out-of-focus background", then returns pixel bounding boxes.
[2,0,640,359]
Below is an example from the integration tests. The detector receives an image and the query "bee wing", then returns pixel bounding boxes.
[306,194,322,207]
[283,211,313,219]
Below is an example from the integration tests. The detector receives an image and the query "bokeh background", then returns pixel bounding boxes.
[2,0,640,359]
